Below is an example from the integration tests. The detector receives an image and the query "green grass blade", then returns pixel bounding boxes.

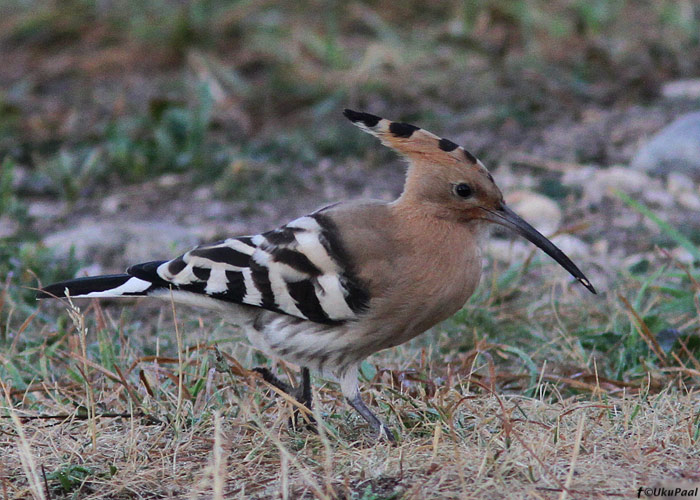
[614,189,700,262]
[500,345,539,395]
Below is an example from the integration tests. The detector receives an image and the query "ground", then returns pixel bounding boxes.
[1,1,699,499]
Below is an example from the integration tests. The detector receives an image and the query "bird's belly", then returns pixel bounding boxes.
[242,312,361,377]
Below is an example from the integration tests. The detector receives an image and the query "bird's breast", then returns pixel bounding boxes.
[365,221,485,348]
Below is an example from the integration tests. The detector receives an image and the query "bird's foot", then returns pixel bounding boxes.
[376,424,396,443]
[289,413,317,433]
[346,394,397,444]
[253,366,316,432]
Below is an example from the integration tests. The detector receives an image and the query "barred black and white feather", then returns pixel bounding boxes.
[39,211,370,325]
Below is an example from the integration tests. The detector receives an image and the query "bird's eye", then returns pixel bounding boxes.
[454,183,473,198]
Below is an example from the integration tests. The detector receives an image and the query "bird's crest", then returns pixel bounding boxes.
[343,109,483,169]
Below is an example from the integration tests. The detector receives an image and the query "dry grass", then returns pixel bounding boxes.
[2,219,699,499]
[3,372,698,499]
[2,287,699,499]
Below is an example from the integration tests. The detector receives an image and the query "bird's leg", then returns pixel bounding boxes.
[253,366,316,431]
[292,367,316,430]
[252,366,293,394]
[346,393,396,443]
[298,367,313,409]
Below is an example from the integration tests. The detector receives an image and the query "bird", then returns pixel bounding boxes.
[38,109,596,442]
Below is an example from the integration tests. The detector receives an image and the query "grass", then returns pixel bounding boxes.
[1,294,698,498]
[0,159,81,322]
[1,223,698,497]
[29,85,228,202]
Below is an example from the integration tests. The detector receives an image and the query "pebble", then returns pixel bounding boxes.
[666,172,695,196]
[561,165,597,187]
[661,79,700,99]
[678,191,700,211]
[631,111,700,179]
[43,221,204,266]
[612,211,643,229]
[486,234,590,265]
[642,188,675,209]
[579,166,653,205]
[27,200,67,219]
[491,164,536,192]
[549,234,590,259]
[158,174,181,187]
[504,190,562,236]
[0,215,19,238]
[484,238,529,263]
[193,186,212,200]
[669,247,696,265]
[72,263,104,278]
[101,194,124,214]
[591,240,608,255]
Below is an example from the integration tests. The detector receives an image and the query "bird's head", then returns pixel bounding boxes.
[343,108,596,294]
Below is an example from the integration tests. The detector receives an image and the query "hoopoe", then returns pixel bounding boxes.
[39,109,596,442]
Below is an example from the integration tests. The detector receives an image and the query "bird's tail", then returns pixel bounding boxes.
[37,274,156,299]
[38,260,172,300]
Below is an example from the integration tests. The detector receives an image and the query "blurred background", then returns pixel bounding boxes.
[1,0,700,404]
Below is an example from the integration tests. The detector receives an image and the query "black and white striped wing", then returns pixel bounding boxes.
[133,214,369,324]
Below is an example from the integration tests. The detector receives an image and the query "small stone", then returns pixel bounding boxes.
[642,189,675,209]
[631,112,700,179]
[561,165,597,187]
[203,201,227,218]
[661,79,700,99]
[622,252,653,269]
[193,186,212,200]
[158,174,180,187]
[677,191,700,211]
[73,263,104,278]
[670,247,695,265]
[666,172,695,196]
[505,190,562,236]
[101,195,123,214]
[492,164,536,191]
[592,239,608,255]
[584,166,652,205]
[485,238,529,263]
[10,165,29,190]
[613,212,642,229]
[0,215,19,238]
[43,221,203,267]
[642,217,662,235]
[549,234,590,259]
[27,201,67,219]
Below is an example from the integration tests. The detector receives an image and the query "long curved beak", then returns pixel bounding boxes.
[481,204,597,294]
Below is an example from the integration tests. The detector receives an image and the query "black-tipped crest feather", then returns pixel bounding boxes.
[343,109,380,127]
